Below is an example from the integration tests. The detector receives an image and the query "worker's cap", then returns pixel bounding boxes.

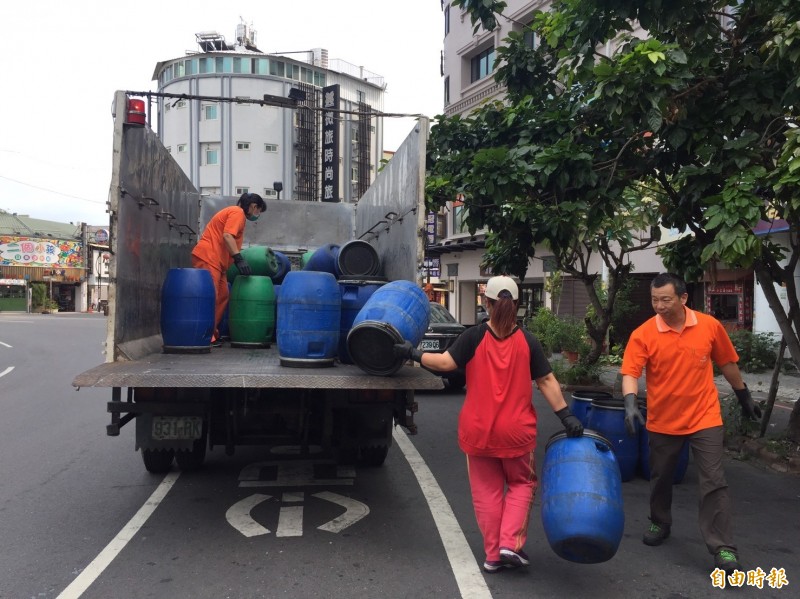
[484,275,518,300]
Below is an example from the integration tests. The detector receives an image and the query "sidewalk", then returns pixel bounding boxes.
[597,365,800,404]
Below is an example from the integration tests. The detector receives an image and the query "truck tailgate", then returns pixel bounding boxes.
[73,346,443,390]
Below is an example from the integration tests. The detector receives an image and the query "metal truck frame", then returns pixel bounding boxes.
[73,91,442,473]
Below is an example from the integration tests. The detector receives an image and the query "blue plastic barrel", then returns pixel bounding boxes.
[277,271,341,367]
[338,279,386,364]
[570,390,612,427]
[541,430,625,564]
[587,398,639,482]
[303,243,341,277]
[639,403,690,483]
[271,251,291,285]
[160,268,215,354]
[337,240,381,278]
[347,280,430,376]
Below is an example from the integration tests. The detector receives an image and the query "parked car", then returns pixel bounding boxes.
[476,304,489,324]
[420,302,467,390]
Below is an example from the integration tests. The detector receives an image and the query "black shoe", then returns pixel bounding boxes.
[714,549,742,574]
[211,339,224,348]
[643,522,671,546]
[499,548,530,567]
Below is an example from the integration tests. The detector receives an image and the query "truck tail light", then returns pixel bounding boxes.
[126,98,146,126]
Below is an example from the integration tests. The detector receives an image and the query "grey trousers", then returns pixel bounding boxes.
[648,425,736,554]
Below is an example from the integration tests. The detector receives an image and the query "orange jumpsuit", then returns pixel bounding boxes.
[191,206,246,339]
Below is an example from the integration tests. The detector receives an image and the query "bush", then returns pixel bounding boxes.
[528,308,563,354]
[727,329,778,373]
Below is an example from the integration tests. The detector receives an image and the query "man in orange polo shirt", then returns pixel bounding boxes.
[191,192,266,345]
[620,273,761,575]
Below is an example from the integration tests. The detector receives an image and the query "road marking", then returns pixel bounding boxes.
[56,471,180,599]
[392,427,492,599]
[0,341,11,348]
[238,460,354,486]
[0,366,13,378]
[277,506,304,537]
[226,494,272,537]
[313,492,370,533]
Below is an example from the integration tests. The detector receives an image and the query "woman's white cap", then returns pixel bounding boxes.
[485,275,518,300]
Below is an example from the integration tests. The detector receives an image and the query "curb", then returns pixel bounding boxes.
[727,438,800,475]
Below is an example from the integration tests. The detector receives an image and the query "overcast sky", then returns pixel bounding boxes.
[0,0,444,226]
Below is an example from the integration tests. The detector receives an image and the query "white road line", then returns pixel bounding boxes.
[312,492,369,533]
[392,427,492,599]
[276,505,304,537]
[226,494,272,537]
[0,341,12,348]
[56,471,180,599]
[0,366,14,378]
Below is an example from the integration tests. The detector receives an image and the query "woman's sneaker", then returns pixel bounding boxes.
[499,548,530,567]
[483,560,510,573]
[715,549,742,574]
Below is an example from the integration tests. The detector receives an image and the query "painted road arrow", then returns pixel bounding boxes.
[226,491,369,537]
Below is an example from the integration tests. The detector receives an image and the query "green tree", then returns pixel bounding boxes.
[437,0,800,439]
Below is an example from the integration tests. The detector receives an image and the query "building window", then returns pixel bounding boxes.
[264,143,278,153]
[453,201,469,234]
[444,76,450,105]
[205,148,219,165]
[523,24,537,49]
[236,142,251,151]
[470,46,496,82]
[235,187,249,195]
[175,99,187,109]
[177,144,187,153]
[264,188,278,198]
[204,104,218,120]
[351,167,359,183]
[357,90,366,103]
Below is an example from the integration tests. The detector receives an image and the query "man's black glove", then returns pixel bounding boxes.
[555,407,584,438]
[232,253,252,276]
[734,385,762,421]
[623,393,645,437]
[393,340,423,363]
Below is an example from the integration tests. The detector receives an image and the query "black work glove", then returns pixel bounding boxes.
[555,407,584,438]
[232,253,252,276]
[393,340,423,363]
[623,393,645,437]
[734,385,762,421]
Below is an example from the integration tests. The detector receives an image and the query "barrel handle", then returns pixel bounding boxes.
[595,441,611,453]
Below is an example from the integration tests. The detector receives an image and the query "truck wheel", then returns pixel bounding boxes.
[446,374,466,391]
[175,425,208,472]
[142,448,174,473]
[358,445,389,467]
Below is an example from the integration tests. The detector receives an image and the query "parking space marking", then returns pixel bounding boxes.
[226,494,272,537]
[392,426,492,599]
[0,366,13,379]
[313,492,369,533]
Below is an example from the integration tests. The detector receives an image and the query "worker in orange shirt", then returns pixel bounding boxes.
[191,192,267,346]
[620,273,761,576]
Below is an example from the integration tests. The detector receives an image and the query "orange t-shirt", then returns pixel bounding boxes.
[190,206,246,273]
[620,308,739,435]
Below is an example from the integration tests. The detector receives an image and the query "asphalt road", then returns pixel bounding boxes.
[0,313,797,599]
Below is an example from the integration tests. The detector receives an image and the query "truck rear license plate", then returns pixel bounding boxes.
[421,339,440,350]
[152,417,202,441]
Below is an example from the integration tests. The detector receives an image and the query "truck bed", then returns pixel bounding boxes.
[73,346,443,390]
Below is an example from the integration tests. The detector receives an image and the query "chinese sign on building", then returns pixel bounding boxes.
[321,84,340,203]
[0,236,83,268]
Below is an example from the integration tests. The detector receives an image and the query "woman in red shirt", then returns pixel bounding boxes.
[394,275,583,573]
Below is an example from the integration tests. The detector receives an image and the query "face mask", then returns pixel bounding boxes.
[247,214,260,222]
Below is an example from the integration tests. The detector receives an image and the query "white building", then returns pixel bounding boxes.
[152,23,387,203]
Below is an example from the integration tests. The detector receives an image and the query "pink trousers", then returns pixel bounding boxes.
[466,451,537,562]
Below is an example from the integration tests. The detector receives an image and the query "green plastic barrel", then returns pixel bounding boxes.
[301,250,314,268]
[226,246,280,282]
[228,276,276,347]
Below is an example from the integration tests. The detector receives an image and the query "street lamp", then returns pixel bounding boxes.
[273,181,283,200]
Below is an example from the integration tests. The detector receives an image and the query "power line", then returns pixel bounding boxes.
[0,174,106,205]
